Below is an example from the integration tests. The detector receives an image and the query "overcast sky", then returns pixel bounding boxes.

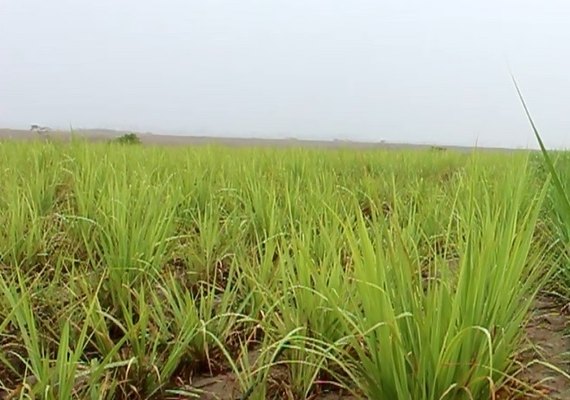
[1,1,569,148]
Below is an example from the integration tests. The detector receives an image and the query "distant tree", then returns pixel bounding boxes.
[113,133,141,145]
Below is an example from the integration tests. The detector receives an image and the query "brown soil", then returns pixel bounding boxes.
[184,348,357,400]
[498,295,570,399]
[187,372,357,400]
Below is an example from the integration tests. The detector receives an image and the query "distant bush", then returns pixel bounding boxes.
[430,145,447,152]
[113,133,141,145]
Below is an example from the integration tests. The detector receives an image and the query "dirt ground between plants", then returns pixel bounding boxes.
[188,373,357,400]
[496,295,570,400]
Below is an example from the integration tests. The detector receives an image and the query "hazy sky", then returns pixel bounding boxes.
[1,1,569,148]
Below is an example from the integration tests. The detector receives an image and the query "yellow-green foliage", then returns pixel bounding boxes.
[0,140,552,399]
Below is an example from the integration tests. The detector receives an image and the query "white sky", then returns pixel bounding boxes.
[1,0,569,148]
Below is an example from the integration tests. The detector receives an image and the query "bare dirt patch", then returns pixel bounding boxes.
[499,295,570,399]
[186,367,357,400]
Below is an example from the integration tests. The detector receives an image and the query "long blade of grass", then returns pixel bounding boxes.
[511,74,570,218]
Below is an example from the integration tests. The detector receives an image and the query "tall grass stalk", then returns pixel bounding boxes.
[512,75,570,292]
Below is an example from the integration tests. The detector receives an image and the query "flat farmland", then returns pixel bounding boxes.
[0,139,568,399]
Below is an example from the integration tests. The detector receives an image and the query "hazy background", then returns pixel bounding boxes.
[1,0,569,148]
